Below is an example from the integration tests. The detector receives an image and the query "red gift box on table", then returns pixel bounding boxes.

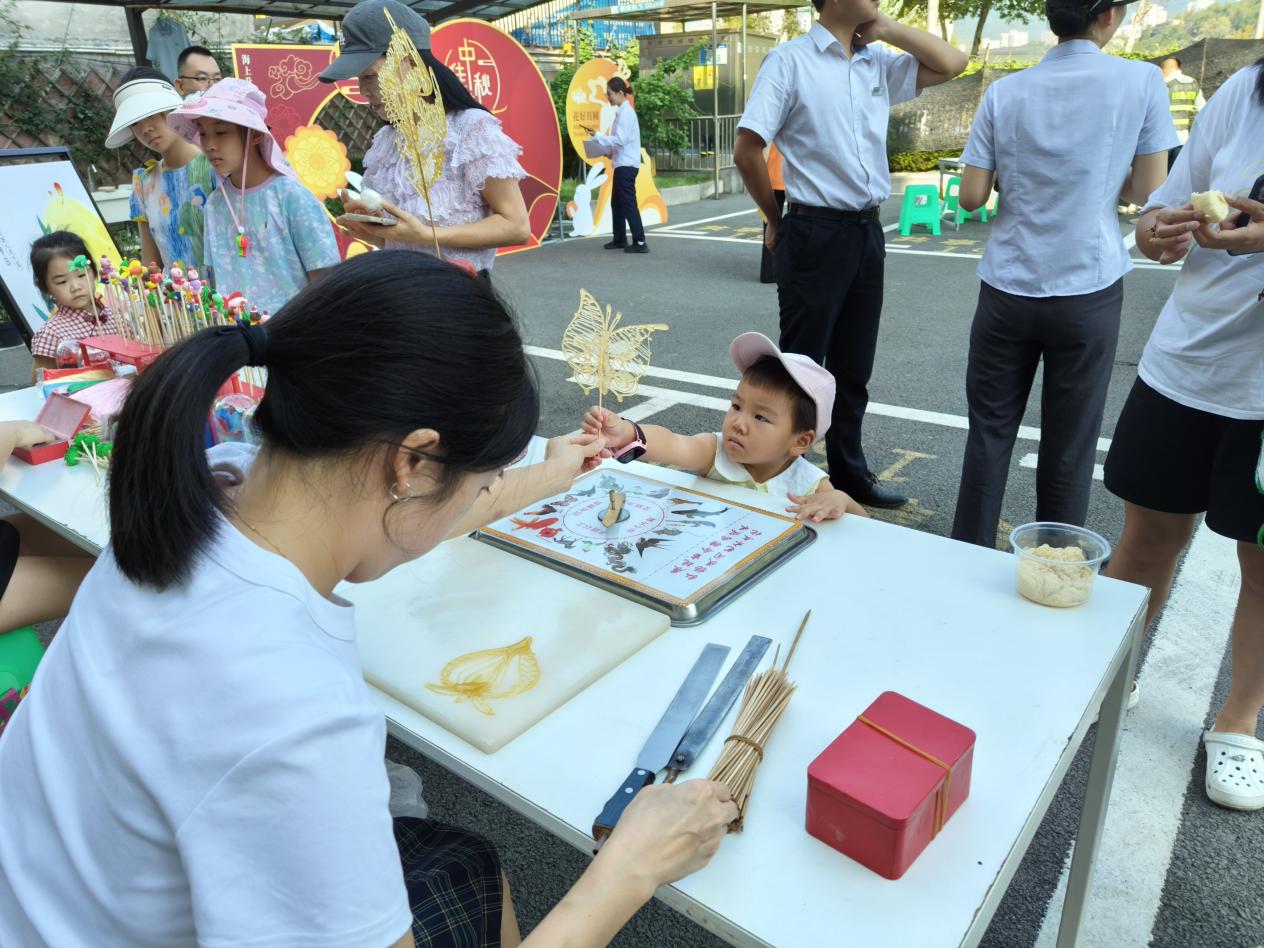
[12,394,92,465]
[806,691,976,880]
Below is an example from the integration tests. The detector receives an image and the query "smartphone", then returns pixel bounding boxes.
[342,212,397,227]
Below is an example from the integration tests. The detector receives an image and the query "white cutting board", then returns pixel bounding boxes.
[342,537,671,753]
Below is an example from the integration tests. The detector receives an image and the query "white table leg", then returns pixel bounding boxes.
[1055,599,1147,947]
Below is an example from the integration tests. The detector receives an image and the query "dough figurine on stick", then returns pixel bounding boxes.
[561,289,668,415]
[380,9,446,256]
[1191,190,1231,224]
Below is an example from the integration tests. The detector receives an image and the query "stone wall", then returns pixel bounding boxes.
[887,38,1264,155]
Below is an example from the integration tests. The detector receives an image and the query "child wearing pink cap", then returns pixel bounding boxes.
[583,332,867,522]
[167,79,340,315]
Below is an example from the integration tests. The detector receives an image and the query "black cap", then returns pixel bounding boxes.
[319,0,431,83]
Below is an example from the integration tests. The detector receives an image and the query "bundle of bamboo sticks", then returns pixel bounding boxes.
[707,610,810,831]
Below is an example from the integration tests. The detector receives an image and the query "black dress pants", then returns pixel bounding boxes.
[951,278,1124,548]
[774,212,886,491]
[611,165,645,245]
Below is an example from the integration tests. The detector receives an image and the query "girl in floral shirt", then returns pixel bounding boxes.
[107,67,214,269]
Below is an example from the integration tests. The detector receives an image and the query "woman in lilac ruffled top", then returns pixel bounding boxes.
[319,0,531,277]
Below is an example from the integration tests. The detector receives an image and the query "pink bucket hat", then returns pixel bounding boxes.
[730,332,836,439]
[167,78,296,180]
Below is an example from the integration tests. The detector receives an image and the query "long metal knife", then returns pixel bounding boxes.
[592,642,730,842]
[665,635,772,782]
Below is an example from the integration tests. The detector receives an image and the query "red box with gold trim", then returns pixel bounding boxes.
[806,691,975,880]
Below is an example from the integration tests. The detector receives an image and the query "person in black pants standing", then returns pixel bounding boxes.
[734,0,965,508]
[589,77,648,254]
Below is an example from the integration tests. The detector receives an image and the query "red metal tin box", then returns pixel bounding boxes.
[806,691,975,880]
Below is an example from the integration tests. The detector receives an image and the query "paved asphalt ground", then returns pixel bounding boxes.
[5,191,1262,946]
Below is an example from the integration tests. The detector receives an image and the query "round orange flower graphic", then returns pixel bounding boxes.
[283,125,351,200]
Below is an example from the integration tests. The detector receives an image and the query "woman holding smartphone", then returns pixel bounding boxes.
[320,0,531,278]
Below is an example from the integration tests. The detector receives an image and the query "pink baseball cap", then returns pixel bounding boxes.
[730,332,836,439]
[167,79,296,180]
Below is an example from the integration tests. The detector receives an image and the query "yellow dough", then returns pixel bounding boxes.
[1191,190,1231,223]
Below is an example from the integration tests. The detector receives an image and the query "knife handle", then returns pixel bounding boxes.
[592,768,656,843]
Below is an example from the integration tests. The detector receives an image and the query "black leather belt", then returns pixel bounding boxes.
[787,203,880,223]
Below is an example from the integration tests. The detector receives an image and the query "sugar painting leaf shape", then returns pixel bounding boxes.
[426,636,541,716]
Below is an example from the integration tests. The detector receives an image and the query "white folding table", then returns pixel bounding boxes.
[0,385,1146,947]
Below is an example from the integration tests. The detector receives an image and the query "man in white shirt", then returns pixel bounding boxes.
[175,45,223,99]
[590,77,648,253]
[734,4,966,508]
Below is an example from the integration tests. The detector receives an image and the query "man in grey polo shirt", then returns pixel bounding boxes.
[734,3,965,508]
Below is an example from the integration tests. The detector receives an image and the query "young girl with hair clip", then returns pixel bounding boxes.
[27,230,114,381]
[320,0,531,277]
[166,78,340,315]
[0,251,737,948]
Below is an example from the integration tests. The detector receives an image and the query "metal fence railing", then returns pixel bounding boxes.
[649,113,741,174]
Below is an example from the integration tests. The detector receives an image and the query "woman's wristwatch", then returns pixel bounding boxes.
[613,421,648,463]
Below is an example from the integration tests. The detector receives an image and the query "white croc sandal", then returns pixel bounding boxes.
[1203,731,1264,811]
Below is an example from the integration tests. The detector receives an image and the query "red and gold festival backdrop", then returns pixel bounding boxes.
[232,25,560,259]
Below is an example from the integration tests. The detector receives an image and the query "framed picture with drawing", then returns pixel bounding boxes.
[0,147,120,346]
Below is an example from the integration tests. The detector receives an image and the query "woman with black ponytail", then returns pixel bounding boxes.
[1104,58,1264,812]
[0,251,737,946]
[320,0,532,278]
[950,0,1179,547]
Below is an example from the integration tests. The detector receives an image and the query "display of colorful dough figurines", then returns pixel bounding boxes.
[92,258,267,350]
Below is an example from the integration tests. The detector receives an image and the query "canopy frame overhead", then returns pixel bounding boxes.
[573,0,800,197]
[41,0,563,64]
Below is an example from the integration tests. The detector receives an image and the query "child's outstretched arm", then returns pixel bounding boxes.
[447,432,606,538]
[786,478,868,523]
[581,407,715,476]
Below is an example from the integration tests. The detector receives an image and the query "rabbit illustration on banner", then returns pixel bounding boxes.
[567,162,608,237]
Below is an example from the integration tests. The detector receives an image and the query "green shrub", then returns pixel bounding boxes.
[887,148,965,172]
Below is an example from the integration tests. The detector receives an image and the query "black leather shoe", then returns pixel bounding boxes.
[603,240,627,250]
[845,473,908,509]
[624,242,649,254]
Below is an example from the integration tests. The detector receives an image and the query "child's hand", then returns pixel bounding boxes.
[546,432,607,478]
[581,406,634,453]
[787,489,855,523]
[12,422,54,449]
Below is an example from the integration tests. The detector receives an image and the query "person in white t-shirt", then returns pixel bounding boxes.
[583,332,867,522]
[1103,59,1264,812]
[0,251,737,947]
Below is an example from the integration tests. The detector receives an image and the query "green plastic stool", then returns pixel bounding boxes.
[899,185,941,236]
[0,626,44,728]
[943,176,989,229]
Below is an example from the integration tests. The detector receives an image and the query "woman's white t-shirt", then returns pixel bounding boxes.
[0,444,412,947]
[1140,64,1264,420]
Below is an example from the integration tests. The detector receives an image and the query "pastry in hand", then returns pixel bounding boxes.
[1191,189,1231,223]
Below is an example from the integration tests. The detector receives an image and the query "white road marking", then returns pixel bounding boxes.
[1033,522,1240,948]
[882,222,901,233]
[647,231,1180,271]
[1019,453,1105,480]
[525,346,1112,451]
[656,208,758,231]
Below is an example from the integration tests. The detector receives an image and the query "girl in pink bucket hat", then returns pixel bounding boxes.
[168,78,340,316]
[582,332,869,522]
